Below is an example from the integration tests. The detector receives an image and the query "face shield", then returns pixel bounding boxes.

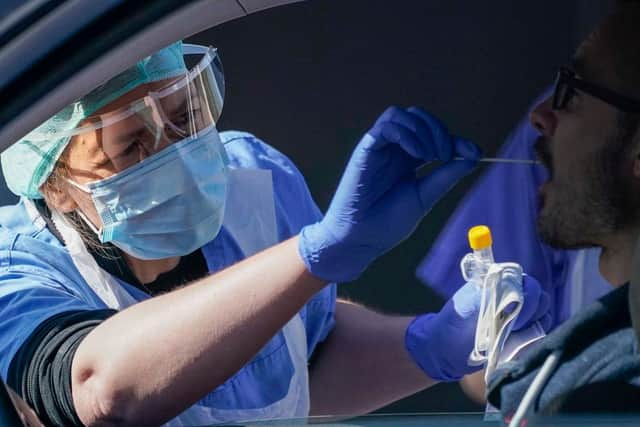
[47,45,231,260]
[58,44,225,176]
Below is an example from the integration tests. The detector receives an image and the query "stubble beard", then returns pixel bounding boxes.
[537,123,639,249]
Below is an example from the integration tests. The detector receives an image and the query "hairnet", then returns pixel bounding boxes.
[1,41,188,199]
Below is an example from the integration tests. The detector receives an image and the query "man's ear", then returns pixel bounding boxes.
[41,182,77,213]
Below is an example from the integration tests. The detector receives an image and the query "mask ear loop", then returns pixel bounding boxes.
[74,208,102,237]
[63,177,103,237]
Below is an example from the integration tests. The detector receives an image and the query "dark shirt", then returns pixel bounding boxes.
[488,283,640,420]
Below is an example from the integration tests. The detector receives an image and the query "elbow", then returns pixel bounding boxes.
[73,369,139,427]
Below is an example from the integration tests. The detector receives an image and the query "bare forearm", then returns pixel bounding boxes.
[72,236,325,426]
[309,301,436,417]
[460,371,487,405]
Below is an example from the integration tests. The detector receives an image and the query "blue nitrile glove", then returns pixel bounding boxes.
[405,275,551,382]
[298,106,481,283]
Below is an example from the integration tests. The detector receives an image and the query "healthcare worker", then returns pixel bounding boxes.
[0,42,549,427]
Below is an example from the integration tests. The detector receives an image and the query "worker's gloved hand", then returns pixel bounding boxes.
[298,106,481,283]
[405,275,551,382]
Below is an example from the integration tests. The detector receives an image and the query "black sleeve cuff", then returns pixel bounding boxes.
[8,309,116,427]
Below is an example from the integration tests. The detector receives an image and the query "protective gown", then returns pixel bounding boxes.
[0,131,337,425]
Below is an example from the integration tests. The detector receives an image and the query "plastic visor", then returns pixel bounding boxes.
[55,45,224,175]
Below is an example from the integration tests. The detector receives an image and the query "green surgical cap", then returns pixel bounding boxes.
[1,41,187,199]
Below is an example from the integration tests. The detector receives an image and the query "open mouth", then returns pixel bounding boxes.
[534,136,553,178]
[534,137,554,207]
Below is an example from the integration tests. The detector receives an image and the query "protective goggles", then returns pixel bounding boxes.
[60,44,225,174]
[552,66,640,113]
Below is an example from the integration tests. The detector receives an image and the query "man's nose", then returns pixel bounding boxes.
[529,96,557,137]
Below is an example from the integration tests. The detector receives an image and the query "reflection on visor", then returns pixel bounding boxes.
[65,45,224,174]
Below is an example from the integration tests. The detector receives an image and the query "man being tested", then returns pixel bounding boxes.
[0,44,548,426]
[418,0,638,405]
[488,3,640,417]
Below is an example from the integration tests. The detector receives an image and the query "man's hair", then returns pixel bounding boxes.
[588,3,640,149]
[598,4,640,99]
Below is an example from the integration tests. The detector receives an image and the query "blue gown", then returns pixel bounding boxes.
[0,131,336,412]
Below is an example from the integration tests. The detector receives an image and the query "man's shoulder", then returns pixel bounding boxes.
[488,284,638,417]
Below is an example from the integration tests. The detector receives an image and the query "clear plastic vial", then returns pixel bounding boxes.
[461,225,495,288]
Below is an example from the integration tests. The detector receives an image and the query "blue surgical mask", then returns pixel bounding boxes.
[66,126,229,260]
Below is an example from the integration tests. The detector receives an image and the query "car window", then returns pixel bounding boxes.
[185,0,606,412]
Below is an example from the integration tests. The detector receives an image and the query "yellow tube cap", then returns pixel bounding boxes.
[468,225,492,250]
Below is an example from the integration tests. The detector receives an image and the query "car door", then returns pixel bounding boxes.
[0,0,302,151]
[0,1,300,425]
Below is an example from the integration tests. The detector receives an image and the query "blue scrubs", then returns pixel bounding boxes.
[416,90,610,328]
[0,131,336,410]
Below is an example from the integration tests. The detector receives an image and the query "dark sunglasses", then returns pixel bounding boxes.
[552,67,640,113]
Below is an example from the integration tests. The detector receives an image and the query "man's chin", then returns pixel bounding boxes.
[536,214,593,250]
[537,180,553,214]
